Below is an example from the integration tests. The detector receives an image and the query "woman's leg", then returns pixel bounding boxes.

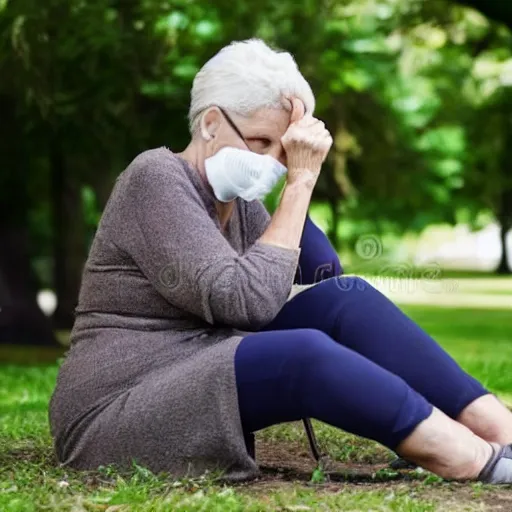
[235,328,499,481]
[262,277,512,444]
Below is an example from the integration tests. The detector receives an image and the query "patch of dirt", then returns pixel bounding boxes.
[240,440,512,511]
[255,439,389,482]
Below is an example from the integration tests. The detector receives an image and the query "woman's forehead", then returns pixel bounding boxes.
[239,107,290,137]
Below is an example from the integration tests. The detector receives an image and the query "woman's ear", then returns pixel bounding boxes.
[200,107,221,141]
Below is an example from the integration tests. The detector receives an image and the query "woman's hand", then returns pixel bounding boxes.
[281,98,333,187]
[259,98,331,252]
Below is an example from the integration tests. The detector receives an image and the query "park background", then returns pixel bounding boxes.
[1,0,511,510]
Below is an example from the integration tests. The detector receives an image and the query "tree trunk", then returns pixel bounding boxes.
[0,96,58,346]
[496,223,511,274]
[0,226,58,346]
[318,104,351,251]
[495,121,512,274]
[496,198,512,274]
[326,184,341,250]
[50,134,87,329]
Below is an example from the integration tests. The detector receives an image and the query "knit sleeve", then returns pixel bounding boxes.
[244,199,272,248]
[244,200,343,285]
[113,151,300,331]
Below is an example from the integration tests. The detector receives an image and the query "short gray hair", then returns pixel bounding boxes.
[188,39,316,135]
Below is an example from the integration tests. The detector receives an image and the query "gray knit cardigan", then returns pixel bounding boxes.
[49,147,303,481]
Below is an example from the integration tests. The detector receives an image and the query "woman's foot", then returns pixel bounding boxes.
[394,443,512,484]
[391,445,512,484]
[478,444,512,484]
[397,407,493,481]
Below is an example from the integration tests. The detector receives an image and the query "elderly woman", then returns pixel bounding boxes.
[49,39,512,484]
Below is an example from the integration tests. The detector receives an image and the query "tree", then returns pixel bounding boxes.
[455,0,512,31]
[1,0,511,350]
[0,96,57,345]
[0,0,281,334]
[451,0,512,274]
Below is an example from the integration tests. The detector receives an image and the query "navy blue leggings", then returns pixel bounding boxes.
[234,276,489,451]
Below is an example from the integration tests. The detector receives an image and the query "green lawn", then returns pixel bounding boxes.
[1,304,511,511]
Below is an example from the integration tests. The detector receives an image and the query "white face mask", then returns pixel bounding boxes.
[204,146,287,203]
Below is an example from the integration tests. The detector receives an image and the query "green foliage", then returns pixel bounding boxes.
[81,186,101,229]
[1,0,511,282]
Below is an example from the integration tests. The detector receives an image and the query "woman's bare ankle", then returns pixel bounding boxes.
[396,407,494,480]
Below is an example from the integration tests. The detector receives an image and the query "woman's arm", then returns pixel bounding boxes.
[112,151,300,331]
[245,200,343,285]
[257,98,333,260]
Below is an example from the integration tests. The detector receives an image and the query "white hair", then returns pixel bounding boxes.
[188,39,315,135]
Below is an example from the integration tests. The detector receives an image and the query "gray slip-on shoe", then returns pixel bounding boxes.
[478,444,512,484]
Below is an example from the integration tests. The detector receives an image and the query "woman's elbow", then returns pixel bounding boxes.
[244,308,278,331]
[211,286,284,331]
[209,264,292,330]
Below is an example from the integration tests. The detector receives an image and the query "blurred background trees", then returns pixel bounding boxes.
[0,0,511,344]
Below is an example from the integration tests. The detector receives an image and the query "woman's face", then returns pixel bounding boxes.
[202,106,292,166]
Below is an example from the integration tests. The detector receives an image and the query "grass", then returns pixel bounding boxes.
[402,306,512,402]
[1,302,512,510]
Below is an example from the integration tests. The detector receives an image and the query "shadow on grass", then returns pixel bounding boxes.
[0,344,66,365]
[259,464,410,484]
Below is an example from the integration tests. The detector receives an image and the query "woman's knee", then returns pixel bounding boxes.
[286,328,340,369]
[327,276,391,315]
[305,275,375,302]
